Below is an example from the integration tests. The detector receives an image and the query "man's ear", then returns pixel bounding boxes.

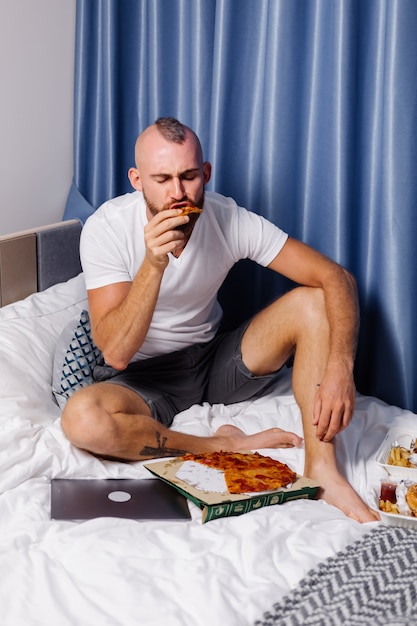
[128,167,142,191]
[203,161,212,185]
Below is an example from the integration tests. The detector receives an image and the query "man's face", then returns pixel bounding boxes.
[132,127,211,220]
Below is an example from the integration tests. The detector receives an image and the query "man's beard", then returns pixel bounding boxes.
[143,189,205,218]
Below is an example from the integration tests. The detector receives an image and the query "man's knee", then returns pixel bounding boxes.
[295,285,326,317]
[61,388,103,450]
[284,286,329,338]
[60,383,147,456]
[291,287,327,320]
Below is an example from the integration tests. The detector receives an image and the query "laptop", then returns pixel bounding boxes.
[51,478,191,521]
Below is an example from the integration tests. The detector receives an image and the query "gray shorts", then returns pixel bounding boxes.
[93,320,280,426]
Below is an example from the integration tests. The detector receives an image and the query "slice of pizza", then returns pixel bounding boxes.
[223,467,295,494]
[181,451,296,494]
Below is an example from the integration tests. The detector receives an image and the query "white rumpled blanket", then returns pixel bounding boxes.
[0,274,415,626]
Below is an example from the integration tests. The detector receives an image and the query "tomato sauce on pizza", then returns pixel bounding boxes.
[181,451,297,494]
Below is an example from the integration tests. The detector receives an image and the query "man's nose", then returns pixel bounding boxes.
[171,177,186,200]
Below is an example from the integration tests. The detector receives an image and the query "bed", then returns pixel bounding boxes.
[1,221,416,626]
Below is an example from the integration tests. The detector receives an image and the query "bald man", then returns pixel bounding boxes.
[62,117,378,523]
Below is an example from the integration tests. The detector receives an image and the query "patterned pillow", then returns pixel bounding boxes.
[52,309,102,408]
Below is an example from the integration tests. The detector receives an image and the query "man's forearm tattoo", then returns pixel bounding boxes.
[140,431,187,458]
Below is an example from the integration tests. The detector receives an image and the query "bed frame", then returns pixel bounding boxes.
[0,219,82,307]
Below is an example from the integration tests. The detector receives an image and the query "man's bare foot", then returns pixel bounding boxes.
[215,427,379,523]
[307,464,380,523]
[215,424,303,451]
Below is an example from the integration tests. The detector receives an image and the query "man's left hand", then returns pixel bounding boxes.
[312,370,356,442]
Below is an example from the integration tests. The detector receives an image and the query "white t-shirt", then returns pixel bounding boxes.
[80,190,288,360]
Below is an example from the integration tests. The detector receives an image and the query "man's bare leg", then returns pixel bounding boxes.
[61,383,303,461]
[240,286,379,523]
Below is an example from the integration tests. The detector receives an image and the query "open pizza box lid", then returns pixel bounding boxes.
[144,457,319,523]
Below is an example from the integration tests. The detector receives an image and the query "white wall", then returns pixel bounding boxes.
[0,0,76,235]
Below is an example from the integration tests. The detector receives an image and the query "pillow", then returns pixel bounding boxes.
[0,274,89,424]
[52,309,102,409]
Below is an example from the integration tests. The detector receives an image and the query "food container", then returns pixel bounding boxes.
[373,485,417,529]
[374,427,417,480]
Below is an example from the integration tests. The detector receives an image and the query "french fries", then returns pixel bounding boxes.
[379,499,399,514]
[387,445,416,468]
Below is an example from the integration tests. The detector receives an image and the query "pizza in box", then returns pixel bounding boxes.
[179,451,297,494]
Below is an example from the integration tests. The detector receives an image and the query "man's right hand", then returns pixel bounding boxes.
[144,208,190,267]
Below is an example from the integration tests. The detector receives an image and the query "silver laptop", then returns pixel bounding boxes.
[51,478,191,521]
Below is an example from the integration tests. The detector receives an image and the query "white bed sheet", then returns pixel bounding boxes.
[0,274,415,626]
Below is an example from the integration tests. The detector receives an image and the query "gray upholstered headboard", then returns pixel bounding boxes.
[0,219,82,307]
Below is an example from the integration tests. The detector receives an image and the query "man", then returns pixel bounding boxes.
[61,117,379,523]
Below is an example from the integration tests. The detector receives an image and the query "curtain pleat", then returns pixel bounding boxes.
[64,0,417,412]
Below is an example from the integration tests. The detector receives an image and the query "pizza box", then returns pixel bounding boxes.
[144,457,319,523]
[375,427,417,480]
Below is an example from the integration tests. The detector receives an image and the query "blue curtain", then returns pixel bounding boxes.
[64,0,417,413]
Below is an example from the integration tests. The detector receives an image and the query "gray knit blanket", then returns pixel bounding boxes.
[255,525,417,626]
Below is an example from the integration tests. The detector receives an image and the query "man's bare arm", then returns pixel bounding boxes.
[88,208,190,369]
[87,259,164,370]
[268,237,359,435]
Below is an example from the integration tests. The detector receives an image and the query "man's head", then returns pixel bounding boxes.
[128,117,211,218]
